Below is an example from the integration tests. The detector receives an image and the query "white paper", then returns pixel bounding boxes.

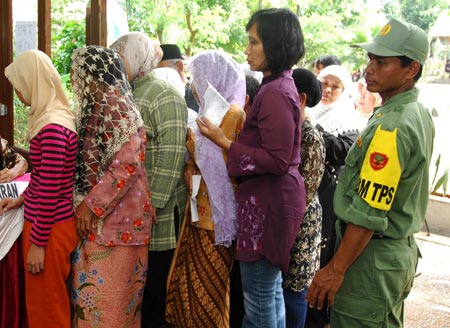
[190,175,202,222]
[15,21,37,55]
[0,181,29,260]
[0,207,24,260]
[199,82,229,126]
[187,107,198,131]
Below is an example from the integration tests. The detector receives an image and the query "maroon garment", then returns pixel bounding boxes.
[0,235,27,328]
[228,70,306,272]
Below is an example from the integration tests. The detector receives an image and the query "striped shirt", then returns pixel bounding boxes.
[22,124,78,246]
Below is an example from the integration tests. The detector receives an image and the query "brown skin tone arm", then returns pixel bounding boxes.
[0,159,28,183]
[306,223,374,309]
[195,117,232,150]
[0,196,46,274]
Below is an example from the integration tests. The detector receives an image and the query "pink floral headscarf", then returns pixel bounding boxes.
[110,32,162,84]
[189,50,245,246]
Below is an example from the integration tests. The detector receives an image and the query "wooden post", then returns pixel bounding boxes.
[38,0,51,56]
[0,0,14,143]
[87,0,107,46]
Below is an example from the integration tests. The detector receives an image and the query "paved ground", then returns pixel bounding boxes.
[404,232,450,327]
[400,81,450,327]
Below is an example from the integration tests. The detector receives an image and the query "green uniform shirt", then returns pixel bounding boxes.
[133,73,188,251]
[334,88,434,238]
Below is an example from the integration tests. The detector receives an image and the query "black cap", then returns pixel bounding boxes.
[160,44,183,61]
[292,68,322,107]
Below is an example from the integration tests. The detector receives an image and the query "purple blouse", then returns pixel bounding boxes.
[227,70,306,272]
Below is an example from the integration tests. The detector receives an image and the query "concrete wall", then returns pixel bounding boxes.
[423,195,450,237]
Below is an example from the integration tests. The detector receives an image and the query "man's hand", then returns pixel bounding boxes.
[152,206,159,225]
[0,168,14,183]
[75,201,93,239]
[0,196,24,214]
[27,243,45,274]
[306,223,374,310]
[306,262,345,309]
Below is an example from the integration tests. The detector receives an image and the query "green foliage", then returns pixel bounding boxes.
[126,0,371,69]
[382,0,449,32]
[13,96,29,149]
[433,169,449,196]
[124,0,447,72]
[291,1,371,71]
[127,0,250,62]
[51,20,86,81]
[13,0,448,146]
[431,154,449,197]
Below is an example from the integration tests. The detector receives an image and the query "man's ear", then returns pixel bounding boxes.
[406,61,421,79]
[299,92,307,108]
[176,60,184,74]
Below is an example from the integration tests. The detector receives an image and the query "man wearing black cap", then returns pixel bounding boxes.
[307,18,435,327]
[158,44,199,112]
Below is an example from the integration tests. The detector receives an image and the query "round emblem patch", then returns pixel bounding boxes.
[370,152,389,170]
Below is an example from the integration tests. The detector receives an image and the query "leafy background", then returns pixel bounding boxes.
[11,0,449,193]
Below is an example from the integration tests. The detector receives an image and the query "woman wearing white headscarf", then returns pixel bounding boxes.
[354,77,382,130]
[2,50,78,328]
[70,46,151,327]
[165,50,246,328]
[307,64,358,136]
[304,65,360,328]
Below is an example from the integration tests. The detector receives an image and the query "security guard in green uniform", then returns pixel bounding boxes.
[306,18,435,327]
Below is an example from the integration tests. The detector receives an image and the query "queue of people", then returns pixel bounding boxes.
[0,10,435,328]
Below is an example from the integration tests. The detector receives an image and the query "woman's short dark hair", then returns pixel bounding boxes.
[319,55,341,67]
[245,74,260,105]
[246,8,304,75]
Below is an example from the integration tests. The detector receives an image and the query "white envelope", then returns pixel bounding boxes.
[0,181,28,260]
[198,82,229,127]
[190,175,202,223]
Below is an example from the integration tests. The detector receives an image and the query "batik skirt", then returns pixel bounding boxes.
[166,213,235,328]
[71,239,148,328]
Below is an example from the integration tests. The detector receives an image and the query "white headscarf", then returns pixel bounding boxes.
[308,65,358,135]
[4,50,76,141]
[317,65,352,92]
[110,32,163,84]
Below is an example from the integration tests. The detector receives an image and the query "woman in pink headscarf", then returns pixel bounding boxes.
[165,50,246,328]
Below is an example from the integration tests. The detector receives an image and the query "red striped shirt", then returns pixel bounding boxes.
[22,124,78,246]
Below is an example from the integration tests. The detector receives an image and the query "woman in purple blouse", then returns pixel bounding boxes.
[197,8,306,328]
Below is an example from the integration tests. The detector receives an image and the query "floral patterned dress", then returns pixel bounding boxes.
[70,46,152,328]
[283,119,325,292]
[71,130,151,328]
